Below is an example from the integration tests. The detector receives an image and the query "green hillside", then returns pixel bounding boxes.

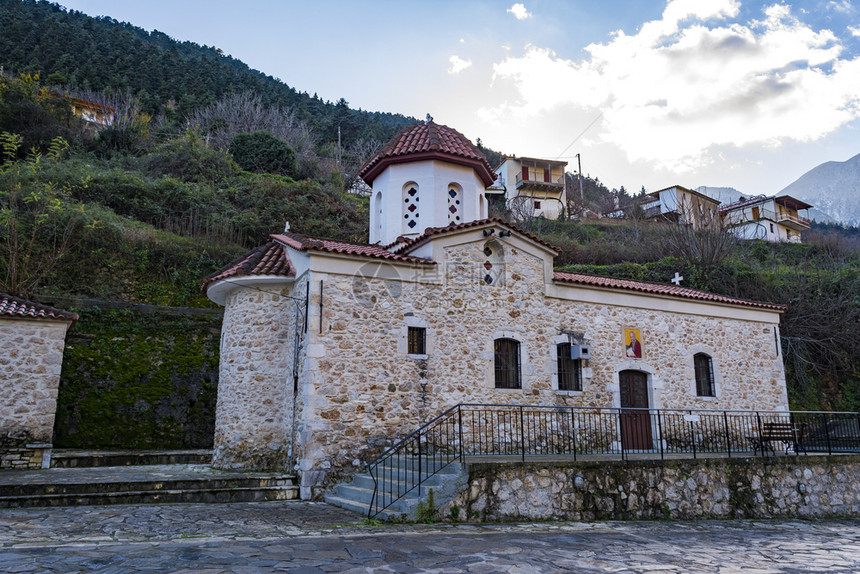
[0,0,415,143]
[0,1,858,449]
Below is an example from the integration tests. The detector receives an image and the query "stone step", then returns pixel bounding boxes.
[323,493,399,520]
[372,456,461,472]
[0,464,298,509]
[0,485,298,508]
[326,460,467,521]
[50,449,213,468]
[353,470,452,489]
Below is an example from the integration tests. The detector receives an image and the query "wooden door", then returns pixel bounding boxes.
[619,370,652,450]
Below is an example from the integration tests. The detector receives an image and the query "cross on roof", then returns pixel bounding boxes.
[671,272,684,286]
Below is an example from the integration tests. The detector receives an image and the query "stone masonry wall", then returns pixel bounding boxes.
[447,456,860,521]
[0,317,70,468]
[296,238,787,492]
[212,281,306,471]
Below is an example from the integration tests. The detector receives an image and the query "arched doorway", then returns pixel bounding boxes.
[619,370,652,450]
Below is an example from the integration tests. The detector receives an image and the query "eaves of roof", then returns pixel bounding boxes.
[552,272,786,312]
[393,218,560,256]
[0,293,78,323]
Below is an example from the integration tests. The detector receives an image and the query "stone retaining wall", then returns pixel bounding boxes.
[447,455,860,521]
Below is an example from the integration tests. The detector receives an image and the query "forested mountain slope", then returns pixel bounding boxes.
[0,0,414,144]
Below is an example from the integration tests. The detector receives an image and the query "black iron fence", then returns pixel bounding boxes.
[365,404,860,518]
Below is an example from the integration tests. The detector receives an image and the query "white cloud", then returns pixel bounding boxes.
[448,55,473,75]
[507,3,531,20]
[482,0,860,172]
[850,25,860,37]
[828,1,853,14]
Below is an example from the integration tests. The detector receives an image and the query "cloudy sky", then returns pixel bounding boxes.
[59,0,860,195]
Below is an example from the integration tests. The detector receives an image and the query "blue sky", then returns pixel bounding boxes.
[58,0,860,196]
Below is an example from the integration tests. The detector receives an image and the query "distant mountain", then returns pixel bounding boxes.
[696,186,747,206]
[777,152,860,226]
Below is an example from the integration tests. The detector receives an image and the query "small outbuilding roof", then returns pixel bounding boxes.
[359,121,496,187]
[0,293,78,322]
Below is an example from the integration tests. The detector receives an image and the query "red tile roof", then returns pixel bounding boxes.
[359,121,496,187]
[271,232,434,264]
[393,218,559,256]
[552,272,786,311]
[0,293,78,322]
[202,241,295,293]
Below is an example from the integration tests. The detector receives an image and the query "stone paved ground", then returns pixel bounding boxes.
[1,501,859,572]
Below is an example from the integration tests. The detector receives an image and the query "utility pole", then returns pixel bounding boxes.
[575,153,584,201]
[337,125,342,166]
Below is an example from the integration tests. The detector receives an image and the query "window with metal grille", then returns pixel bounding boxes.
[694,353,715,396]
[556,343,582,391]
[494,338,521,389]
[408,327,426,355]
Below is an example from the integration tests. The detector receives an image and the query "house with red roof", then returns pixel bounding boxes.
[203,120,790,500]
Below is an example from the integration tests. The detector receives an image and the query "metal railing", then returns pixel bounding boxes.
[776,210,811,227]
[515,172,564,187]
[365,404,860,518]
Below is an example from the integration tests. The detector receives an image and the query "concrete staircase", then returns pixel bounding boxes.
[0,450,299,508]
[325,457,467,520]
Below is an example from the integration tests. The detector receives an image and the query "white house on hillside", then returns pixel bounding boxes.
[638,185,722,230]
[488,156,568,220]
[721,195,812,243]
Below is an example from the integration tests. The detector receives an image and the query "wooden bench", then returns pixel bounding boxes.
[748,421,806,455]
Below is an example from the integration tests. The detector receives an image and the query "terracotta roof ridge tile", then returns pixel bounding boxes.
[202,241,295,293]
[552,271,786,311]
[359,121,495,186]
[0,292,78,322]
[270,232,434,265]
[393,218,559,255]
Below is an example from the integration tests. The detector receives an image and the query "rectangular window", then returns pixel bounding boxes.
[534,200,541,210]
[494,338,521,389]
[408,327,426,355]
[694,353,715,397]
[556,343,582,391]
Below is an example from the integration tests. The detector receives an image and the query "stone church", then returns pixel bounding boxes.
[203,121,789,498]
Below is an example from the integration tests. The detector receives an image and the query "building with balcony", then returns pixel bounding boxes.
[637,185,722,230]
[720,195,812,243]
[489,156,568,220]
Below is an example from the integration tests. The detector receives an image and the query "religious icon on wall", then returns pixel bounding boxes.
[624,328,642,358]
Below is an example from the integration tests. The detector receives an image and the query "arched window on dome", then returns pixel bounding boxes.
[447,184,462,225]
[402,183,419,234]
[374,191,383,242]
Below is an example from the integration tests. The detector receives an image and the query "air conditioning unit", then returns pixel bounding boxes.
[570,344,591,360]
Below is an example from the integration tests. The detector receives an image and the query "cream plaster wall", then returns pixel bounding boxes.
[369,161,488,245]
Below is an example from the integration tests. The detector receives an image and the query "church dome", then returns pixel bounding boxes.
[360,121,496,187]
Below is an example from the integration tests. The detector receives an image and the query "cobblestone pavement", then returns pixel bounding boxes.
[1,502,859,573]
